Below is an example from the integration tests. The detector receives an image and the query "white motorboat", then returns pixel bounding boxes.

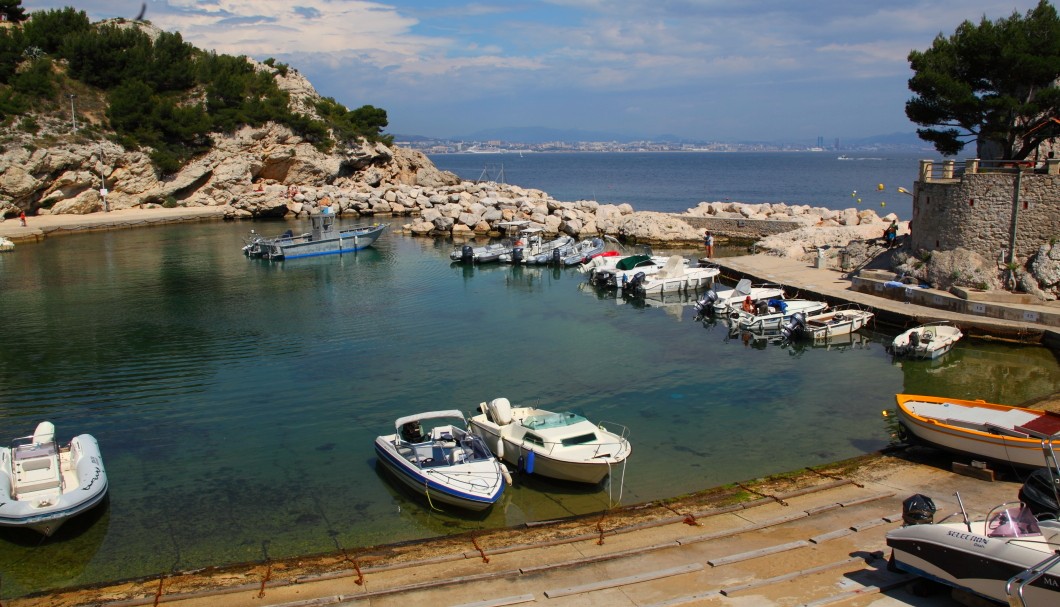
[582,253,688,289]
[242,212,388,260]
[730,298,828,331]
[694,279,785,316]
[0,236,14,251]
[780,305,874,341]
[893,393,1060,468]
[449,220,530,263]
[625,256,719,295]
[887,457,1060,606]
[468,398,631,485]
[374,410,509,511]
[888,321,963,359]
[0,421,108,536]
[498,228,573,264]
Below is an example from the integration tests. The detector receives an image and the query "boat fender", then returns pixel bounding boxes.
[495,438,504,460]
[500,463,513,486]
[525,450,535,474]
[896,422,912,444]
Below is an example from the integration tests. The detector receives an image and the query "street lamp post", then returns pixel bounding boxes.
[67,94,77,131]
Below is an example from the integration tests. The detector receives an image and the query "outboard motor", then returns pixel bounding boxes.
[780,311,806,340]
[901,494,937,526]
[909,331,920,347]
[695,289,719,314]
[461,244,474,263]
[625,271,647,291]
[552,248,563,265]
[1018,468,1060,519]
[511,247,524,264]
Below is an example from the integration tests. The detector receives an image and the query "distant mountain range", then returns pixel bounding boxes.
[394,127,928,149]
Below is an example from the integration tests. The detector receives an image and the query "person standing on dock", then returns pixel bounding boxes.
[19,210,26,226]
[704,230,714,258]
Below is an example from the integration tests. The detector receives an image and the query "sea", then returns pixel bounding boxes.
[428,150,937,219]
[1,151,1057,597]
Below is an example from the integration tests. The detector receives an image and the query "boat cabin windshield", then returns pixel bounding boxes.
[986,503,1042,538]
[522,412,587,430]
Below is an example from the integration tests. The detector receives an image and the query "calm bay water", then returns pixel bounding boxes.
[0,154,1057,596]
[429,150,943,220]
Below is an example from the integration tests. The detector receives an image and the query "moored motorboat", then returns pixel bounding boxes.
[0,421,109,536]
[449,220,530,264]
[887,468,1060,605]
[553,237,606,266]
[625,256,719,295]
[894,393,1060,468]
[582,253,688,289]
[374,410,509,511]
[888,321,962,359]
[730,298,828,331]
[0,236,14,251]
[780,305,874,341]
[498,228,573,264]
[694,279,785,316]
[467,398,631,484]
[243,212,388,260]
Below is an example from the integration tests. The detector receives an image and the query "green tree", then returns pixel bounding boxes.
[906,0,1060,160]
[0,27,23,84]
[0,0,27,23]
[22,7,91,55]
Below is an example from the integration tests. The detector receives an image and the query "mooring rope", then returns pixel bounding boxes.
[737,482,789,506]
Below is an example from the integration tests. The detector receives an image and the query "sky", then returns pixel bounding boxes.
[22,1,1048,143]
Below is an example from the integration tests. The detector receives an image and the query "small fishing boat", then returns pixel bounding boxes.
[888,321,962,359]
[0,236,14,251]
[467,398,631,484]
[694,279,785,316]
[887,448,1060,606]
[730,299,828,331]
[374,410,509,511]
[625,256,720,295]
[0,421,108,536]
[780,305,874,341]
[894,393,1060,468]
[242,212,388,260]
[449,220,530,264]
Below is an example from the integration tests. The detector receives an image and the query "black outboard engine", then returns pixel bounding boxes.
[625,272,647,291]
[695,290,719,314]
[552,248,563,265]
[909,331,920,347]
[511,247,524,264]
[780,312,806,340]
[1018,468,1060,519]
[461,245,474,263]
[901,494,937,525]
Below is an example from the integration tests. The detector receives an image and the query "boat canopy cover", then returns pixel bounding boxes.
[616,255,652,271]
[768,299,787,312]
[394,409,465,429]
[733,278,752,297]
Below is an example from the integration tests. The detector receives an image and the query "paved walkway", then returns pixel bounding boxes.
[0,207,228,242]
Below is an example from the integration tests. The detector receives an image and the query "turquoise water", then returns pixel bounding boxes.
[0,220,1057,596]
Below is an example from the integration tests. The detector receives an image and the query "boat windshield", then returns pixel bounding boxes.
[523,412,587,430]
[986,504,1042,538]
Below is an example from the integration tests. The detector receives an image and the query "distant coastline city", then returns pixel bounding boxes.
[397,137,929,155]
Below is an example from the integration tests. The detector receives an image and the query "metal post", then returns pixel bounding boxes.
[68,94,77,131]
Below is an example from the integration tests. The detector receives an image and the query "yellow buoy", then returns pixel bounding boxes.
[880,201,886,207]
[877,183,884,191]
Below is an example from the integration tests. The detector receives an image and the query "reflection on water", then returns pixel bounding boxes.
[0,224,1057,597]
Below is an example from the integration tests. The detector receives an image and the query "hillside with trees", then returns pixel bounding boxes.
[0,4,392,175]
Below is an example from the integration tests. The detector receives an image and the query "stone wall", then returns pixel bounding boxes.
[679,216,801,239]
[912,162,1060,261]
